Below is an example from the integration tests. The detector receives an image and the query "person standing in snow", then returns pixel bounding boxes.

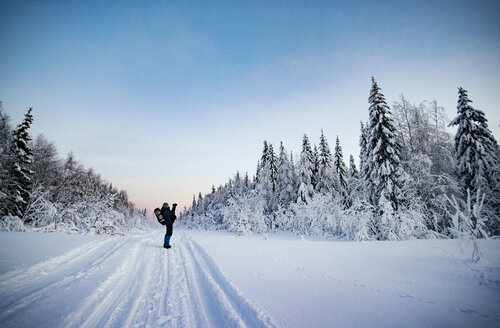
[161,202,177,249]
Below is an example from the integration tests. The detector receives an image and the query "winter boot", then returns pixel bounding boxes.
[164,235,171,248]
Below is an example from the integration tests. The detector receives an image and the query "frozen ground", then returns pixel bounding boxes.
[0,229,499,328]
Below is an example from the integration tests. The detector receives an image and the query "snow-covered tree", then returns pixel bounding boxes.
[261,143,278,194]
[359,121,370,191]
[449,87,500,233]
[449,89,499,192]
[367,78,402,212]
[316,130,337,194]
[233,171,243,196]
[258,141,278,217]
[5,107,34,218]
[0,104,12,211]
[448,189,489,262]
[297,134,315,204]
[30,135,61,197]
[276,142,298,207]
[256,141,269,184]
[345,154,363,208]
[349,155,359,179]
[334,135,348,194]
[428,100,455,176]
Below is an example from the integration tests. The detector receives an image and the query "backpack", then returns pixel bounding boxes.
[154,208,166,225]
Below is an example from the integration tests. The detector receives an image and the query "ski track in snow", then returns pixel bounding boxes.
[0,231,276,328]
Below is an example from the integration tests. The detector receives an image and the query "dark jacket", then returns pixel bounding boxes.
[161,204,177,236]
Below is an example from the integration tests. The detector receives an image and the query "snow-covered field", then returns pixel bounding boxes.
[0,229,499,328]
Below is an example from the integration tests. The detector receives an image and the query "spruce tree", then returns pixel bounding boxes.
[258,142,277,194]
[449,87,500,229]
[244,172,250,189]
[197,192,204,213]
[0,104,12,211]
[6,107,34,218]
[367,78,402,211]
[334,135,348,193]
[449,87,498,193]
[312,145,320,190]
[233,172,242,196]
[276,142,297,206]
[317,129,336,193]
[349,155,359,179]
[260,141,269,170]
[267,144,278,193]
[298,134,315,203]
[359,122,370,186]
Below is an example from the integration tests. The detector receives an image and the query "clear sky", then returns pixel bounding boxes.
[1,0,499,214]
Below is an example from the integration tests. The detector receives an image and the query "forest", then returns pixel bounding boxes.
[180,78,500,251]
[1,78,498,246]
[0,104,151,234]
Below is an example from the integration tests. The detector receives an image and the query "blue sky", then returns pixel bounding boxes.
[1,0,499,212]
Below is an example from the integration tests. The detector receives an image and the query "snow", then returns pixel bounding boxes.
[1,229,499,328]
[0,231,104,274]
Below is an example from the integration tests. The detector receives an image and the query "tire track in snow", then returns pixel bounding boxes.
[0,230,276,328]
[0,237,128,323]
[177,231,276,328]
[62,236,152,328]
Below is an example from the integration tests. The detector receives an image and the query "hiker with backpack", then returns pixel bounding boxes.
[154,202,177,249]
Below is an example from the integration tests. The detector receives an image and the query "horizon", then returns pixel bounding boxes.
[2,0,499,213]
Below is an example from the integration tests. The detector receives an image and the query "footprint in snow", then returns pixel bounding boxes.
[458,308,478,314]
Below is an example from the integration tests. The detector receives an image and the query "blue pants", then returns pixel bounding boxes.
[164,235,171,247]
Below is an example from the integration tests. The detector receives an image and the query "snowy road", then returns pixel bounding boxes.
[0,231,275,328]
[1,230,500,328]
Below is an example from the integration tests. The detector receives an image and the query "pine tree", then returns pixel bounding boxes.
[345,154,361,208]
[255,160,261,184]
[449,87,498,193]
[311,145,320,190]
[259,143,278,216]
[316,129,336,193]
[359,122,370,185]
[367,78,402,211]
[449,87,500,230]
[5,107,34,218]
[259,141,277,194]
[197,192,204,214]
[267,144,278,193]
[349,155,359,179]
[260,141,269,172]
[0,104,12,210]
[334,135,348,193]
[298,134,315,203]
[244,172,250,189]
[276,142,297,207]
[233,171,242,196]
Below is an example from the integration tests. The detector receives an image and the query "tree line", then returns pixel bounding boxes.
[180,78,500,242]
[0,103,151,234]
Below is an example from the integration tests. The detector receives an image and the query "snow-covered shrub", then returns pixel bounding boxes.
[221,191,267,235]
[447,189,488,262]
[375,197,429,241]
[278,194,343,237]
[0,216,27,232]
[23,186,58,229]
[341,199,375,241]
